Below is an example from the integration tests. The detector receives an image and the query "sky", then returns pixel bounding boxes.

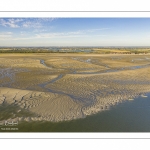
[0,18,150,47]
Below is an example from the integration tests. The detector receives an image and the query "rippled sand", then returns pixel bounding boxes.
[0,53,150,122]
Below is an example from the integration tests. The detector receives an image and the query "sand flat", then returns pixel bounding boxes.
[0,53,150,122]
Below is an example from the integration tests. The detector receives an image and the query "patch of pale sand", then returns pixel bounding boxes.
[13,59,48,69]
[29,95,83,122]
[99,58,143,68]
[76,54,150,69]
[45,67,150,117]
[0,88,21,104]
[76,69,105,73]
[11,72,58,91]
[14,90,34,102]
[0,87,83,122]
[0,58,48,69]
[45,57,106,70]
[0,88,28,104]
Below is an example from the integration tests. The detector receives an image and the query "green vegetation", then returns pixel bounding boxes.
[0,103,35,121]
[0,47,150,54]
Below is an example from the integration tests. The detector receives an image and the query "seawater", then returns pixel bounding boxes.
[6,93,150,132]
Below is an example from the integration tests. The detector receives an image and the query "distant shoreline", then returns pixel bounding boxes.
[0,47,150,54]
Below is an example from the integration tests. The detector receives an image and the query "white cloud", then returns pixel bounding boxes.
[0,18,55,29]
[34,28,110,38]
[35,31,85,38]
[22,21,41,28]
[86,28,110,32]
[0,19,23,28]
[36,18,56,22]
[0,32,13,39]
[11,37,35,40]
[33,29,47,33]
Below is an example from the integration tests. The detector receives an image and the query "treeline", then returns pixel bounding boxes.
[0,49,150,54]
[0,50,91,53]
[131,50,149,54]
[93,49,150,54]
[0,50,60,53]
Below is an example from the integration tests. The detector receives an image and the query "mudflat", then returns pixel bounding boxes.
[0,53,150,122]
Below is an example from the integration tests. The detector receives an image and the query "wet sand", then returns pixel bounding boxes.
[0,53,150,122]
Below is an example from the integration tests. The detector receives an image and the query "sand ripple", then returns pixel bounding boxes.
[1,54,150,122]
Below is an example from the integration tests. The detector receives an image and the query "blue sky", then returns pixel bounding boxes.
[0,18,150,47]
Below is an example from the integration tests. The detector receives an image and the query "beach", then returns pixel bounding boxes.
[0,53,150,122]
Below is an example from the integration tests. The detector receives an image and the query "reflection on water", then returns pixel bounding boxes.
[3,93,150,132]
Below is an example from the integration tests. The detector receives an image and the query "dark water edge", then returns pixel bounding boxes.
[1,93,150,132]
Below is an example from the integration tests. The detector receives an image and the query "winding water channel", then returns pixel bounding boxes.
[37,58,150,106]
